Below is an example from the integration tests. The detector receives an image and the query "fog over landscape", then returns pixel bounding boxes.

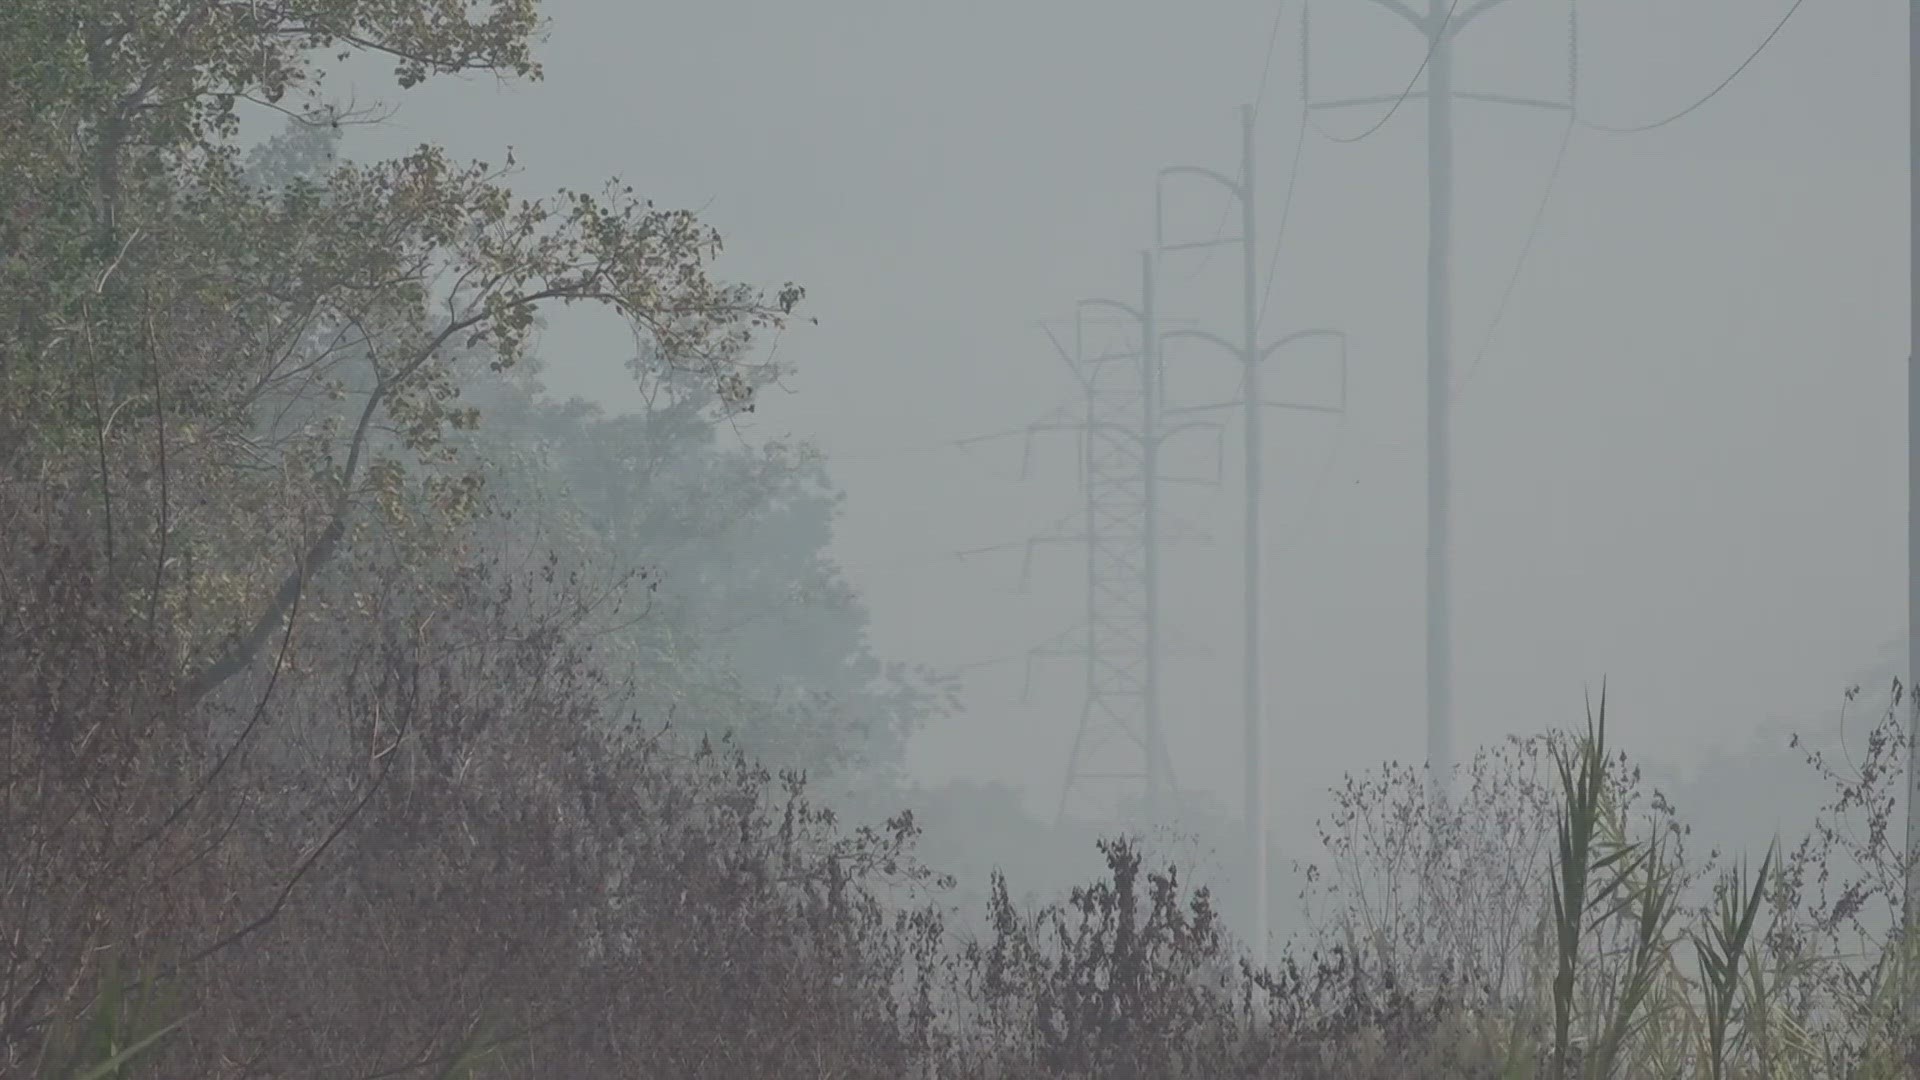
[336,0,1905,854]
[5,0,1916,1075]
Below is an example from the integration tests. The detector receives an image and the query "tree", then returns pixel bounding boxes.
[0,4,863,1071]
[449,355,958,778]
[0,0,802,703]
[216,108,955,779]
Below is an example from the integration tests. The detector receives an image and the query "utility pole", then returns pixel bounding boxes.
[1905,0,1919,1024]
[1141,252,1168,817]
[1240,105,1266,962]
[1425,0,1456,808]
[1158,106,1347,960]
[1306,0,1573,804]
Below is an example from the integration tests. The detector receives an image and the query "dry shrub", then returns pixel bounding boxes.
[921,835,1513,1079]
[0,490,211,1077]
[14,442,1920,1079]
[2,503,954,1077]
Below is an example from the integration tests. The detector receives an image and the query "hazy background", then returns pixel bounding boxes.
[330,0,1905,857]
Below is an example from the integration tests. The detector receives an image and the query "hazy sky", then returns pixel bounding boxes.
[335,0,1906,847]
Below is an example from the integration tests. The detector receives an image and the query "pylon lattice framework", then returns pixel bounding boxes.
[1026,323,1193,826]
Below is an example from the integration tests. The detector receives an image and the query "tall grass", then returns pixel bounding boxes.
[917,685,1920,1078]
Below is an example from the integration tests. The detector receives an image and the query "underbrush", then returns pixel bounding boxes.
[9,534,1920,1078]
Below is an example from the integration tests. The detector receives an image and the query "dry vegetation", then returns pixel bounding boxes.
[10,500,1920,1077]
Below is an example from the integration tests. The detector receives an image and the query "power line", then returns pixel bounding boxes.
[820,441,962,462]
[952,649,1030,674]
[1452,115,1577,398]
[1450,0,1789,397]
[1307,0,1463,145]
[836,539,1031,577]
[1576,0,1809,135]
[1252,0,1291,113]
[817,425,1032,462]
[1178,0,1294,286]
[1269,413,1351,556]
[1256,107,1312,330]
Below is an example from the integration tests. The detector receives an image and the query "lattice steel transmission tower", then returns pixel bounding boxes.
[1020,255,1211,827]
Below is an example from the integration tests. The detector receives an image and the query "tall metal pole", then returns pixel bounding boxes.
[1897,0,1920,1029]
[1425,0,1456,806]
[1033,292,1202,826]
[1238,102,1270,962]
[1158,108,1346,962]
[1143,250,1166,820]
[1309,0,1565,804]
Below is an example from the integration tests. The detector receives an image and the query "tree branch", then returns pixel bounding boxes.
[144,293,170,628]
[117,550,303,869]
[180,290,571,699]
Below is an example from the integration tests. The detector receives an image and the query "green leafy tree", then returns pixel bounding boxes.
[450,356,958,778]
[0,0,802,701]
[215,108,944,778]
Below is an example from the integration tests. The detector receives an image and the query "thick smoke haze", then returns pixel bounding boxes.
[332,0,1904,843]
[6,1,1912,1072]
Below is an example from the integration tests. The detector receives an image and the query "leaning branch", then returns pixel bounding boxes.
[179,288,573,700]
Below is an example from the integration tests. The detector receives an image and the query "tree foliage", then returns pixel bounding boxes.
[451,356,959,777]
[0,0,801,701]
